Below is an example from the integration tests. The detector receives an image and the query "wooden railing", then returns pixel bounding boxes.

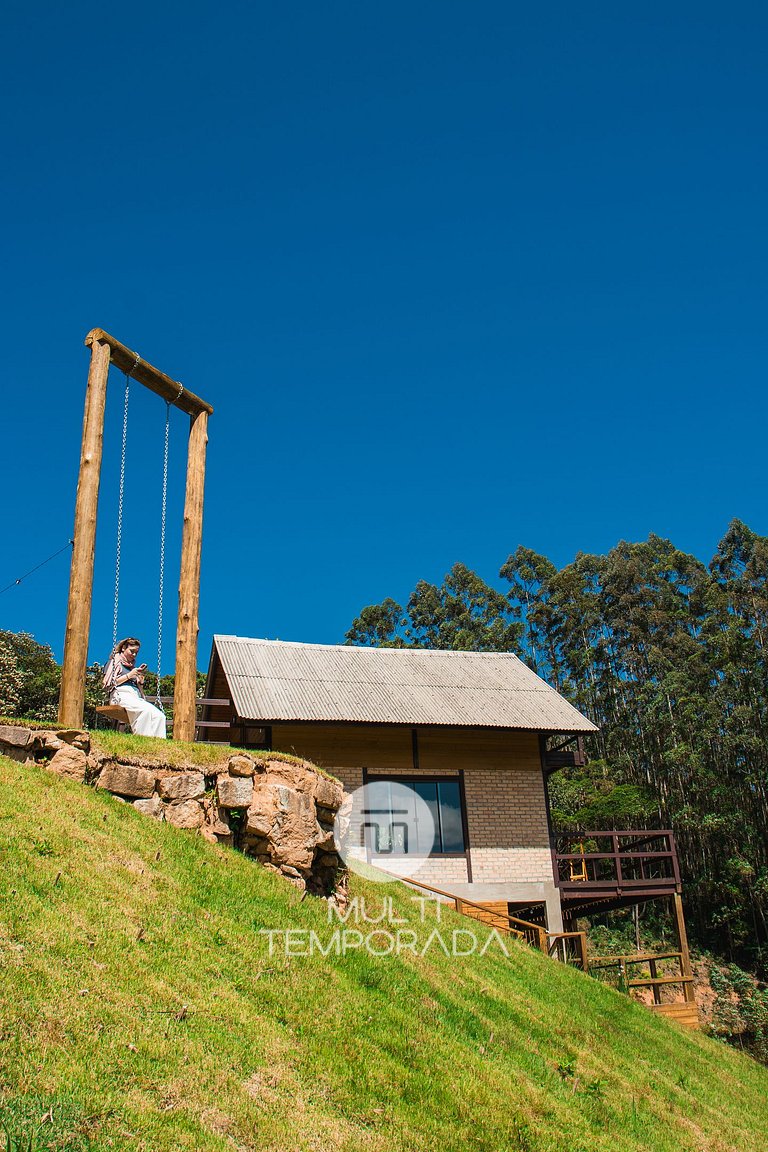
[555,830,681,895]
[401,876,589,971]
[548,931,589,971]
[589,950,695,1005]
[156,697,231,740]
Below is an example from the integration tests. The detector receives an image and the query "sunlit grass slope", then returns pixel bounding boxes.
[1,753,767,1152]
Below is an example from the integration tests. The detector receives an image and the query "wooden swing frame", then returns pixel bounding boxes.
[58,328,213,741]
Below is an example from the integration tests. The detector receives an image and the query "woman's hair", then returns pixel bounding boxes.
[116,636,141,652]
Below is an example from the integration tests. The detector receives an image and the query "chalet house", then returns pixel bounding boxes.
[203,637,613,931]
[201,636,696,1022]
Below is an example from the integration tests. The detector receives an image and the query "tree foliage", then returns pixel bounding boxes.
[0,633,206,729]
[346,562,521,652]
[347,520,768,975]
[0,631,60,722]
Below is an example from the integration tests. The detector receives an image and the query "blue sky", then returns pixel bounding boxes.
[2,1,767,670]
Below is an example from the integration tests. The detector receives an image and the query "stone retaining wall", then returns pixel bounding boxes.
[0,725,344,896]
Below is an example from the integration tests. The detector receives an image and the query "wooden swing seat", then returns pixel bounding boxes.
[96,704,131,725]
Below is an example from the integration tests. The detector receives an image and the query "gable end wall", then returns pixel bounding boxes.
[268,723,553,888]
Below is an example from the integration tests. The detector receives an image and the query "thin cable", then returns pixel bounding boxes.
[155,402,171,706]
[0,540,74,596]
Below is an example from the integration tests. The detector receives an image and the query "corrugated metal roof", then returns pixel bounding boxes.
[212,636,598,732]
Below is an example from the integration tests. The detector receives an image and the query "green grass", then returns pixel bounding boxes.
[89,729,236,770]
[1,753,767,1151]
[0,717,53,731]
[88,730,340,781]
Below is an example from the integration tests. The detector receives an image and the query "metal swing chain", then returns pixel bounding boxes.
[112,372,132,648]
[155,402,171,706]
[155,382,182,708]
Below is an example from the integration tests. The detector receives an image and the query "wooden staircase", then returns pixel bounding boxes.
[403,877,700,1028]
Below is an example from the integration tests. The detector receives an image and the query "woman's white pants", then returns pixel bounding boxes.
[110,688,167,739]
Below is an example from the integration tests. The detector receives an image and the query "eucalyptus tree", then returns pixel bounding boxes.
[347,563,521,652]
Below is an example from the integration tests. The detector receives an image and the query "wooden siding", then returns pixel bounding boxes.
[270,723,413,770]
[418,727,540,772]
[268,723,542,775]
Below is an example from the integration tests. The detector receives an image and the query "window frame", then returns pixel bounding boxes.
[363,772,470,859]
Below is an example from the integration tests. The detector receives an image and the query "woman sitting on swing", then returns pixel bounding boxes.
[103,637,167,739]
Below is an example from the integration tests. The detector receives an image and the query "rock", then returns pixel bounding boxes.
[244,812,271,838]
[202,804,233,844]
[269,790,318,871]
[97,763,156,799]
[264,759,313,791]
[133,795,165,819]
[0,725,33,750]
[244,838,270,857]
[48,744,88,783]
[55,730,90,752]
[245,782,277,836]
[275,784,303,815]
[157,772,205,802]
[315,827,336,852]
[0,747,31,763]
[164,800,205,829]
[283,871,307,891]
[216,775,254,809]
[314,776,344,812]
[206,809,232,836]
[228,755,255,778]
[3,728,347,901]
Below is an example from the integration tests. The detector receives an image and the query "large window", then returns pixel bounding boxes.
[366,777,466,855]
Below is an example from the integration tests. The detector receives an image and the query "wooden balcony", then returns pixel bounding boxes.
[554,830,681,915]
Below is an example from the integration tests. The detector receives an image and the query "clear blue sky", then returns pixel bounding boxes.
[2,1,766,670]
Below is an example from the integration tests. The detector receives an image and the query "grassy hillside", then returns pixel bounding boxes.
[1,754,767,1152]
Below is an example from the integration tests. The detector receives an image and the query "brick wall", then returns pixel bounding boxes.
[462,763,552,883]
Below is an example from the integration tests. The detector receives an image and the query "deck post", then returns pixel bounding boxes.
[649,957,662,1004]
[673,893,696,1003]
[578,931,589,973]
[58,336,111,727]
[173,409,208,741]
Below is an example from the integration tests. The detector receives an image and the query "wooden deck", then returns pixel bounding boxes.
[555,830,681,914]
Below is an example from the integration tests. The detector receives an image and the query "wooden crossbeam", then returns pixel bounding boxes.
[84,329,212,417]
[627,975,694,988]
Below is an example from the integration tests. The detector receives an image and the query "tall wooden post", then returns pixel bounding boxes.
[173,409,208,741]
[58,337,112,727]
[673,893,696,1004]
